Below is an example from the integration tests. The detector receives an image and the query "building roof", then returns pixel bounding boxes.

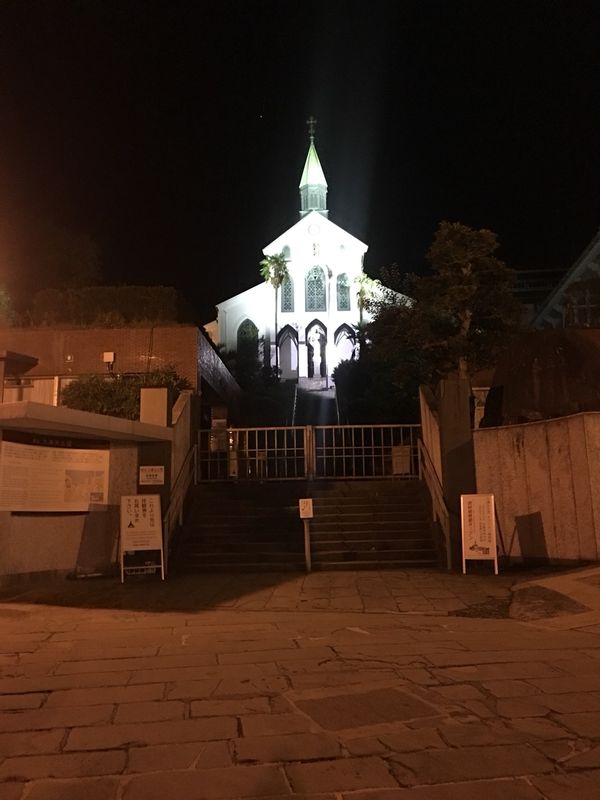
[299,141,328,189]
[0,401,173,442]
[533,229,600,327]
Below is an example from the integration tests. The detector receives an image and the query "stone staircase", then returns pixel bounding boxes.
[309,481,437,569]
[173,482,306,573]
[173,479,437,573]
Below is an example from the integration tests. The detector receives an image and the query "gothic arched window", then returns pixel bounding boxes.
[336,273,351,311]
[305,266,326,312]
[281,276,294,313]
[237,318,258,356]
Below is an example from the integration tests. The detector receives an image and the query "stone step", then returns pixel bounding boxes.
[312,559,436,570]
[311,537,432,551]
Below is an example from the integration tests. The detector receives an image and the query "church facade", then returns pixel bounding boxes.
[212,126,370,387]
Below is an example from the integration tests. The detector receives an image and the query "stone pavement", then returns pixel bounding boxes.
[0,569,600,799]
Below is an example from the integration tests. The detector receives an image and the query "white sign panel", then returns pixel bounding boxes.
[0,440,109,512]
[120,494,164,582]
[139,465,165,485]
[392,445,412,475]
[299,498,313,519]
[460,493,498,574]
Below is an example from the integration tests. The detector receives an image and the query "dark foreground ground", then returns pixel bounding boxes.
[1,567,600,800]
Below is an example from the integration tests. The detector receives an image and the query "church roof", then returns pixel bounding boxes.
[299,141,327,189]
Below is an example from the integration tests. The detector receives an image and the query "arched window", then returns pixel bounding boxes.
[336,273,351,311]
[237,318,258,356]
[305,266,326,312]
[281,275,294,312]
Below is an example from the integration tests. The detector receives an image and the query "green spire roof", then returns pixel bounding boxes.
[299,141,328,190]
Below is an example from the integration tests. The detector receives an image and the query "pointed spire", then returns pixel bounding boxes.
[299,116,328,218]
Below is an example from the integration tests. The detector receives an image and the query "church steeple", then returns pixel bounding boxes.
[299,116,328,219]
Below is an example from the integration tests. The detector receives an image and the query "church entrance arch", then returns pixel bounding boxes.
[306,320,327,378]
[277,325,298,381]
[334,324,356,364]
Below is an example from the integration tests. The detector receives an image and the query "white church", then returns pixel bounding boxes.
[209,121,375,390]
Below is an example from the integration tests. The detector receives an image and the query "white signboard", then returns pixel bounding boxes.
[460,493,498,575]
[120,494,164,581]
[139,465,165,485]
[299,498,313,519]
[0,440,109,512]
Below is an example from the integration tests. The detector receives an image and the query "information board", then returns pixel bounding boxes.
[139,466,165,485]
[299,498,314,519]
[119,494,164,581]
[0,438,109,512]
[460,493,498,574]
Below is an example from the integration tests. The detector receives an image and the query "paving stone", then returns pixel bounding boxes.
[379,728,445,752]
[241,712,314,736]
[346,777,544,799]
[236,732,341,762]
[0,693,46,710]
[114,700,184,723]
[289,669,397,690]
[211,675,290,696]
[165,679,220,699]
[217,645,335,665]
[343,736,387,756]
[431,684,485,700]
[65,717,237,750]
[509,716,572,740]
[0,785,24,800]
[296,688,436,731]
[496,698,548,718]
[0,750,126,780]
[127,740,232,772]
[481,680,539,698]
[532,769,600,799]
[0,671,133,696]
[22,776,121,800]
[435,662,560,681]
[530,692,600,713]
[394,743,554,784]
[565,744,600,768]
[45,683,164,707]
[555,712,600,738]
[437,721,524,747]
[529,675,600,694]
[0,729,65,758]
[54,653,217,674]
[534,740,576,760]
[286,756,399,793]
[122,765,289,799]
[190,697,270,717]
[0,704,114,732]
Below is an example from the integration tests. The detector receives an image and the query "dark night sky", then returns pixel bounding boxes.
[1,0,599,322]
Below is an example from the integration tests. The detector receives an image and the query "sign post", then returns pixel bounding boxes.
[119,494,165,582]
[460,493,498,575]
[299,498,313,573]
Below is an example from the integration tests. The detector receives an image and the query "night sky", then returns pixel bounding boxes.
[1,0,599,322]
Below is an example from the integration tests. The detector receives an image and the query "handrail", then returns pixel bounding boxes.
[162,443,197,574]
[418,438,452,570]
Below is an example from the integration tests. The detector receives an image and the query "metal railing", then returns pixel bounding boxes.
[162,444,197,573]
[313,424,420,479]
[197,427,307,481]
[197,424,421,481]
[418,438,452,570]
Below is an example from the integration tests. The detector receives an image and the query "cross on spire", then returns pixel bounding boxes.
[306,115,317,142]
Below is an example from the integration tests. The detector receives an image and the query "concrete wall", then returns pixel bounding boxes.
[171,391,193,487]
[474,412,600,562]
[0,442,138,585]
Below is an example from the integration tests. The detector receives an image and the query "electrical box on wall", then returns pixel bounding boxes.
[102,352,115,364]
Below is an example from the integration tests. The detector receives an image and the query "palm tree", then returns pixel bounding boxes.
[259,252,289,374]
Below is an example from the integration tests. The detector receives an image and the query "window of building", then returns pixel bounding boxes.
[281,276,294,312]
[305,266,326,312]
[237,318,258,356]
[336,273,351,311]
